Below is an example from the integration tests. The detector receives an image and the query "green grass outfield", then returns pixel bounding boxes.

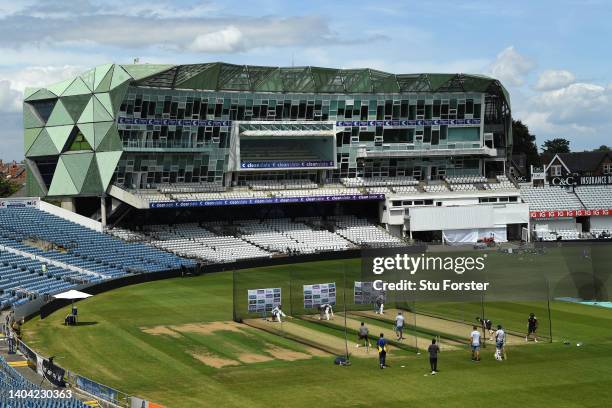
[23,257,612,408]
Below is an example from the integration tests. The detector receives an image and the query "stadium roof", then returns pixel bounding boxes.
[120,62,510,105]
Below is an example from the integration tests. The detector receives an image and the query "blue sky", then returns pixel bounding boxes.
[1,0,611,161]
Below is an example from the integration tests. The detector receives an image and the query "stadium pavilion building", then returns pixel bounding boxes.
[23,62,529,243]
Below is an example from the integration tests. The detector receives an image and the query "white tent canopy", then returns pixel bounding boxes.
[53,290,92,300]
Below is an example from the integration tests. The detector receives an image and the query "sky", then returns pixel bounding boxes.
[0,0,611,161]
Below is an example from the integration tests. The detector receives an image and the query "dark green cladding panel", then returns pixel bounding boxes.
[80,156,103,194]
[428,74,458,91]
[311,67,345,93]
[26,129,58,157]
[26,162,46,197]
[245,66,276,90]
[369,70,399,93]
[61,94,91,122]
[61,152,94,191]
[93,64,113,91]
[109,81,129,113]
[96,151,123,189]
[175,64,220,90]
[95,66,114,93]
[23,104,44,129]
[218,64,249,90]
[254,68,284,92]
[342,70,371,93]
[46,100,75,126]
[278,68,316,93]
[24,128,42,153]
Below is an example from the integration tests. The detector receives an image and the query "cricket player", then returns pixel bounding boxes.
[395,312,405,340]
[271,304,286,323]
[357,322,370,349]
[470,325,481,361]
[377,333,388,369]
[319,303,334,321]
[494,324,506,361]
[428,338,440,375]
[526,313,539,342]
[477,316,494,340]
[375,292,385,314]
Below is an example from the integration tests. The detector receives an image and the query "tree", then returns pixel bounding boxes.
[541,138,570,155]
[594,145,610,152]
[511,120,540,167]
[0,175,18,198]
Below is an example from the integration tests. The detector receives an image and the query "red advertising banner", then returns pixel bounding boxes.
[529,208,612,218]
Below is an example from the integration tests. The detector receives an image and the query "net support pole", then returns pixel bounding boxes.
[546,277,553,343]
[480,293,486,349]
[289,269,293,317]
[343,265,349,362]
[232,269,237,323]
[413,299,419,354]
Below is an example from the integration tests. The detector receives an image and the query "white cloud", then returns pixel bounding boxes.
[0,65,83,113]
[535,69,576,91]
[0,80,21,112]
[533,82,610,123]
[488,46,534,86]
[189,26,244,53]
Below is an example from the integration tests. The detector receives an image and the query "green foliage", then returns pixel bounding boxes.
[594,145,610,152]
[511,120,540,167]
[542,138,571,154]
[0,174,19,197]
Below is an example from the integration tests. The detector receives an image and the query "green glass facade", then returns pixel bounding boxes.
[23,63,511,197]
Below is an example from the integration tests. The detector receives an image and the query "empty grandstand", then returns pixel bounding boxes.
[0,356,88,408]
[0,201,194,309]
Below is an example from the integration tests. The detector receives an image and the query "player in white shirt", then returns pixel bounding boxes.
[494,325,507,360]
[470,326,481,361]
[375,292,385,314]
[271,304,286,323]
[395,312,405,340]
[319,303,334,320]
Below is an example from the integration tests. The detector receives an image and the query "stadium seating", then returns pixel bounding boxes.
[0,249,88,308]
[575,186,612,209]
[449,183,479,192]
[520,186,585,211]
[0,356,88,408]
[392,186,420,194]
[444,175,487,184]
[265,218,352,253]
[423,184,449,193]
[487,175,516,190]
[145,224,272,263]
[0,206,194,308]
[330,216,405,247]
